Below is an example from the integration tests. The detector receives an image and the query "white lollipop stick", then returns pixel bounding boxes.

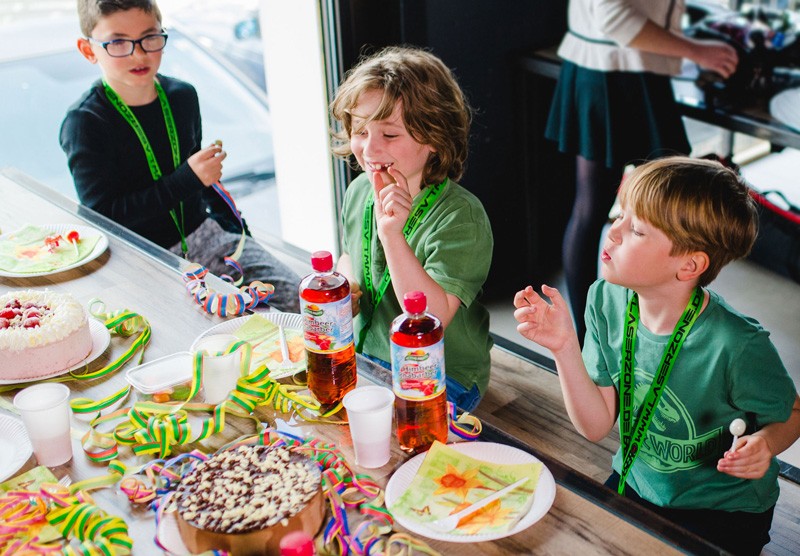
[729,418,746,452]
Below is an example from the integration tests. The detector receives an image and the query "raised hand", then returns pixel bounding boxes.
[373,166,412,240]
[188,143,226,186]
[513,284,578,354]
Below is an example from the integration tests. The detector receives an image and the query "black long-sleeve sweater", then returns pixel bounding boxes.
[60,75,210,249]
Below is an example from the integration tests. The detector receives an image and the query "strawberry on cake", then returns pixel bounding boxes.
[0,290,92,381]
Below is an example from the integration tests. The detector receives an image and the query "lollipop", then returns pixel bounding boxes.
[729,418,746,452]
[66,230,80,256]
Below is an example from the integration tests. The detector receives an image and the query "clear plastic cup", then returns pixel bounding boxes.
[13,383,73,466]
[194,334,244,405]
[342,385,395,468]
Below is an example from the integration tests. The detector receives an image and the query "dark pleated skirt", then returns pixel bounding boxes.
[545,60,691,169]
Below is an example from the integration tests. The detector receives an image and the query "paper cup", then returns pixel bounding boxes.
[194,334,244,405]
[13,383,73,467]
[342,385,395,468]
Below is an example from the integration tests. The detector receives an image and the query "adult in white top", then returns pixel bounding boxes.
[544,0,737,342]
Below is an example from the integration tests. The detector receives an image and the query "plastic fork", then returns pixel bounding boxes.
[276,325,293,371]
[426,477,529,533]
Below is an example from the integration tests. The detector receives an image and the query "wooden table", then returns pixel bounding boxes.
[0,168,723,555]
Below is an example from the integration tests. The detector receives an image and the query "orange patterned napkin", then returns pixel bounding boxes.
[234,314,306,375]
[391,441,541,536]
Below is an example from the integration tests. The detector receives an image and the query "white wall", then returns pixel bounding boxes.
[260,0,338,255]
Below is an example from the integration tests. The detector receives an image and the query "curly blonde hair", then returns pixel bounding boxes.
[618,156,757,286]
[330,46,472,187]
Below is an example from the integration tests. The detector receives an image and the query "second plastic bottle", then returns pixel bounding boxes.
[299,251,357,409]
[390,291,449,453]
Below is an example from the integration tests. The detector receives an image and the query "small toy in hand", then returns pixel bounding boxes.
[729,418,747,452]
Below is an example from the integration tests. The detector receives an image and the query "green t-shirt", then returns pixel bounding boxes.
[584,280,797,512]
[341,174,493,394]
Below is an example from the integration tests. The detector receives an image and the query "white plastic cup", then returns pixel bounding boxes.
[342,385,395,468]
[13,383,73,466]
[194,334,244,405]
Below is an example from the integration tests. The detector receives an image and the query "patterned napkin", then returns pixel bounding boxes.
[234,314,306,375]
[0,225,100,273]
[0,466,63,542]
[391,441,542,536]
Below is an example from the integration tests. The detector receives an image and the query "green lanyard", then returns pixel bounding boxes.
[355,179,447,353]
[103,80,188,257]
[617,286,703,495]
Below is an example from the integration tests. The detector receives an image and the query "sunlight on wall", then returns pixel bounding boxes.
[260,0,338,255]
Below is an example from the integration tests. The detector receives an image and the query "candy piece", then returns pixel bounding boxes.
[44,234,63,252]
[66,230,80,256]
[729,418,746,452]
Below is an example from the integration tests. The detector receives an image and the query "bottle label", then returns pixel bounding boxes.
[391,339,445,401]
[301,295,353,353]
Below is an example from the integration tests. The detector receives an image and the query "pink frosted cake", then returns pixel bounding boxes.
[0,290,92,381]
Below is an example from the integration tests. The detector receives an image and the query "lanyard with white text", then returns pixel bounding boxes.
[103,79,188,257]
[617,286,703,495]
[356,179,447,353]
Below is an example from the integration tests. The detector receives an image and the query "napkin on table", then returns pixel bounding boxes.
[391,441,542,536]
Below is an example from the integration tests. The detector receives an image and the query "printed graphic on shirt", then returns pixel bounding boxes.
[625,369,724,473]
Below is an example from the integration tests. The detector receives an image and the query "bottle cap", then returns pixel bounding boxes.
[403,291,427,314]
[310,251,333,272]
[279,531,315,556]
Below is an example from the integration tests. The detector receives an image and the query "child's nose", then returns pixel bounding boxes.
[607,218,622,243]
[362,134,384,156]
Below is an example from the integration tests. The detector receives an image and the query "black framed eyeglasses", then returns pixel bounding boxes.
[89,33,168,57]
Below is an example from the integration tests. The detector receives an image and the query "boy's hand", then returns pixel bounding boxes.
[373,167,412,240]
[717,434,772,479]
[188,143,226,186]
[350,281,362,317]
[513,285,577,354]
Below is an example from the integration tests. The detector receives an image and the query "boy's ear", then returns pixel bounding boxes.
[77,38,98,64]
[677,251,709,282]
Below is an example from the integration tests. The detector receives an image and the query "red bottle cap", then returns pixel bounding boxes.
[279,531,315,556]
[310,251,333,272]
[403,291,427,314]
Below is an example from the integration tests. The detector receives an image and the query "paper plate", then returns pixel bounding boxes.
[0,318,111,385]
[0,415,33,481]
[191,312,305,379]
[0,223,109,278]
[770,87,800,133]
[385,442,556,543]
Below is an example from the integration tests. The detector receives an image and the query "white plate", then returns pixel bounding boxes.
[0,223,109,278]
[0,414,33,481]
[770,88,800,133]
[385,442,556,543]
[190,312,305,379]
[0,318,111,385]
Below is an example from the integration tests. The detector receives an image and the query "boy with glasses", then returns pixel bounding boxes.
[60,0,300,312]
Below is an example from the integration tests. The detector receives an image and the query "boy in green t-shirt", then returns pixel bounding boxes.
[514,156,800,555]
[330,47,493,411]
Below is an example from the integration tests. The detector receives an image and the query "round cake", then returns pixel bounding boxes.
[175,445,325,555]
[0,290,92,381]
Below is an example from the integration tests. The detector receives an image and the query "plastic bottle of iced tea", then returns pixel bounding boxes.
[390,291,448,453]
[299,251,357,409]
